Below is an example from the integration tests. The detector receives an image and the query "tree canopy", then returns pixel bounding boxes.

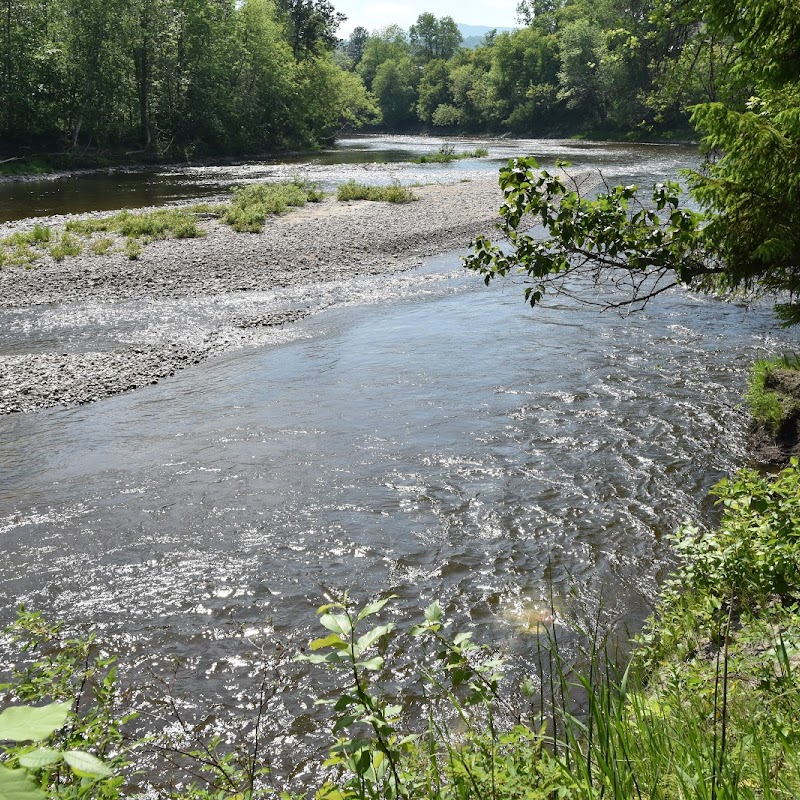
[0,0,375,158]
[464,0,800,326]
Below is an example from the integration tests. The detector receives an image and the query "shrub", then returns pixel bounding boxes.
[90,237,114,256]
[412,147,489,164]
[124,237,142,260]
[220,179,320,233]
[336,180,415,203]
[746,354,800,432]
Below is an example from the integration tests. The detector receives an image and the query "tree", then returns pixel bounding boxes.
[345,25,368,66]
[274,0,345,58]
[409,13,462,63]
[372,56,418,128]
[416,59,452,123]
[356,25,409,90]
[465,0,800,326]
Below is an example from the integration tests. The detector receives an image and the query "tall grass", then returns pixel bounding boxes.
[412,146,489,164]
[0,224,53,267]
[221,179,323,232]
[66,208,203,240]
[337,180,416,203]
[746,354,800,432]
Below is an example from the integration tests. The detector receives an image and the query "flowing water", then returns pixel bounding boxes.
[1,135,797,787]
[1,134,695,222]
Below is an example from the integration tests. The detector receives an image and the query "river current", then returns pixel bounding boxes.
[1,136,797,787]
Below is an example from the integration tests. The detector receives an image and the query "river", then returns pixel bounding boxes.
[0,135,796,790]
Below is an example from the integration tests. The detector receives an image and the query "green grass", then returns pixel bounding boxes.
[0,224,54,267]
[124,237,142,260]
[65,207,204,241]
[746,354,800,432]
[0,157,53,176]
[49,232,82,261]
[220,179,323,232]
[89,236,114,255]
[0,180,324,269]
[412,146,489,164]
[336,180,416,203]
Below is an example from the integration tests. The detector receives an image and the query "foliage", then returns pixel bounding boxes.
[0,608,131,798]
[464,157,711,312]
[670,460,800,601]
[0,226,53,268]
[464,0,800,321]
[293,513,800,800]
[336,181,416,203]
[66,209,203,241]
[745,356,800,432]
[408,14,462,64]
[221,179,322,232]
[0,0,373,159]
[412,146,488,164]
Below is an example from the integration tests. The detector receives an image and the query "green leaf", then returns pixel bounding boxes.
[63,751,113,778]
[310,633,347,651]
[0,765,46,800]
[356,623,395,652]
[319,613,352,637]
[356,656,384,671]
[0,704,70,742]
[17,749,63,769]
[356,596,396,621]
[424,601,443,623]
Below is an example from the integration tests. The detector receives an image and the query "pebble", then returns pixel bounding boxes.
[0,179,510,415]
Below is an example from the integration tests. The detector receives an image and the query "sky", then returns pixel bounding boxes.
[334,0,519,37]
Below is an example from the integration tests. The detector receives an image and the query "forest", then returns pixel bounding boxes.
[1,0,750,162]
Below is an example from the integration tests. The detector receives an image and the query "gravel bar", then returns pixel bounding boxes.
[0,178,505,414]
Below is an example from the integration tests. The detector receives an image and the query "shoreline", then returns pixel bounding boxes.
[1,178,507,414]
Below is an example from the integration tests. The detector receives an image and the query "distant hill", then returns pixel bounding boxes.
[458,23,517,49]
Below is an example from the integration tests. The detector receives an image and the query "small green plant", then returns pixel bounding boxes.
[124,237,142,260]
[0,608,132,798]
[412,146,489,164]
[90,237,114,256]
[0,225,55,267]
[220,179,322,233]
[746,354,800,432]
[336,180,415,203]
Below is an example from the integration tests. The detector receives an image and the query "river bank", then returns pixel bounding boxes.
[0,178,513,414]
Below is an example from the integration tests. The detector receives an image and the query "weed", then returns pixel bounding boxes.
[124,237,142,260]
[336,180,416,203]
[746,354,800,431]
[66,208,204,240]
[90,236,114,256]
[220,179,320,233]
[412,146,489,164]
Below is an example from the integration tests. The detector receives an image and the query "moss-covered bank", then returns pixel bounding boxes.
[747,356,800,466]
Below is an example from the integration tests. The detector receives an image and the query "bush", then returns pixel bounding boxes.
[220,179,323,233]
[336,180,416,203]
[412,146,489,164]
[746,355,800,432]
[66,209,203,241]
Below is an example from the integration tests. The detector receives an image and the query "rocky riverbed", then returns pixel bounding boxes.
[1,178,511,414]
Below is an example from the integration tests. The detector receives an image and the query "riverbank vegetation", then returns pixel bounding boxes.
[411,146,488,164]
[0,175,422,266]
[336,180,416,203]
[0,0,377,167]
[0,0,757,172]
[2,459,800,797]
[338,0,747,140]
[465,0,800,329]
